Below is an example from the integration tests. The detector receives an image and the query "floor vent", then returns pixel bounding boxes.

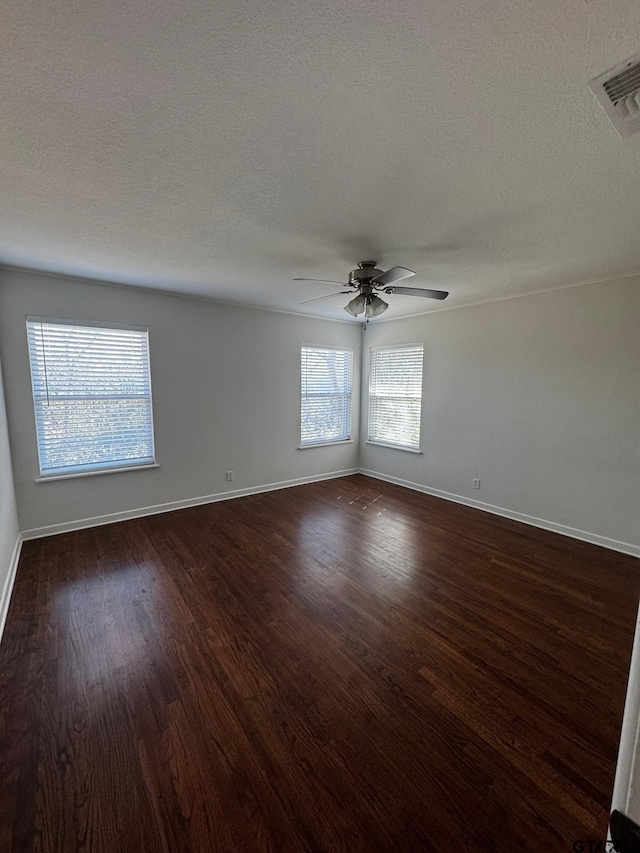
[589,52,640,138]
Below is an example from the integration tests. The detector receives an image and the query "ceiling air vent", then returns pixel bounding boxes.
[589,52,640,137]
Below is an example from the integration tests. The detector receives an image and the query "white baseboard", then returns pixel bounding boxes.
[17,465,640,559]
[0,535,23,643]
[20,468,359,541]
[359,468,640,559]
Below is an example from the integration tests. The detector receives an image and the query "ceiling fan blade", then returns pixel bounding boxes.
[384,286,449,300]
[301,291,351,305]
[293,278,348,286]
[371,266,415,286]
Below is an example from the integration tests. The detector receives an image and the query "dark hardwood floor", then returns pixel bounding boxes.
[1,474,638,852]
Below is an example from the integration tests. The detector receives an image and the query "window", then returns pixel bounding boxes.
[301,346,353,446]
[27,317,156,478]
[369,344,424,451]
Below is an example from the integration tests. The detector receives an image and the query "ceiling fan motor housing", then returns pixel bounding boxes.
[349,261,383,286]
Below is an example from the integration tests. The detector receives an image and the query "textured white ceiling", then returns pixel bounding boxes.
[2,0,640,320]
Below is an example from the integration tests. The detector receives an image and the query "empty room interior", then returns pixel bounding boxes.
[1,1,640,851]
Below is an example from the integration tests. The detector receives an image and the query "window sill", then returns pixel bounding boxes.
[36,462,159,483]
[298,439,353,450]
[365,441,422,454]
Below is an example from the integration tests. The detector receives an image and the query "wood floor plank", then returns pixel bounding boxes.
[1,474,638,851]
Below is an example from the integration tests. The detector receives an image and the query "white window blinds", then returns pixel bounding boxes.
[369,344,424,450]
[301,346,353,445]
[26,317,155,477]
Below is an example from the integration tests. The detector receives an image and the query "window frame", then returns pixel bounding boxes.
[368,342,424,453]
[299,344,354,449]
[26,315,157,481]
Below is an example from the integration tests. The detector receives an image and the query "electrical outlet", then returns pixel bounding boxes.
[473,478,480,489]
[226,470,233,481]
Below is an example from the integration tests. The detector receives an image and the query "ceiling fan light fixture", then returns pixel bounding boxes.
[344,294,366,316]
[365,295,389,318]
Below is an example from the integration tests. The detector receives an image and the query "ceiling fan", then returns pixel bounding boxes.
[294,261,448,319]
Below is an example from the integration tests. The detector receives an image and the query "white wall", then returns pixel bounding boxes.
[2,269,636,549]
[0,269,360,534]
[0,349,20,634]
[359,278,640,552]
